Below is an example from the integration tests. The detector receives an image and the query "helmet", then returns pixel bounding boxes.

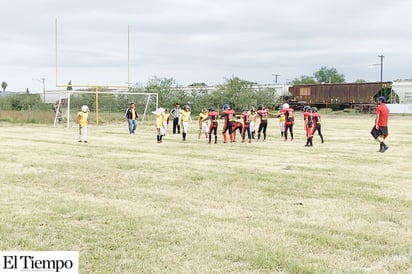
[311,107,318,112]
[184,105,190,110]
[202,108,208,113]
[223,104,230,110]
[81,105,89,112]
[378,96,386,103]
[257,104,263,110]
[157,107,165,114]
[208,107,215,112]
[303,105,311,112]
[242,108,248,112]
[282,103,289,109]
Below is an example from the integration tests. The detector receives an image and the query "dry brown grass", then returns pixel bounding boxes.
[0,114,411,273]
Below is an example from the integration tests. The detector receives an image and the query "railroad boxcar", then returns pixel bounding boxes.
[288,82,391,110]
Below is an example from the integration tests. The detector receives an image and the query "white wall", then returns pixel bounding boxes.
[387,104,412,114]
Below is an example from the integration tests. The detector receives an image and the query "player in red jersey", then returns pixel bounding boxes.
[239,108,252,143]
[231,120,243,142]
[256,104,270,141]
[222,104,236,143]
[281,103,295,141]
[303,105,314,146]
[204,107,219,144]
[371,96,390,152]
[311,107,324,143]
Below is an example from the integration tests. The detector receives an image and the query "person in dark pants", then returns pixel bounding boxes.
[205,107,219,144]
[221,104,235,143]
[170,103,181,134]
[311,107,324,143]
[256,104,269,142]
[124,102,139,134]
[282,103,295,141]
[371,96,390,152]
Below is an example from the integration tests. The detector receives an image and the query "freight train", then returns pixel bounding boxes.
[285,82,393,111]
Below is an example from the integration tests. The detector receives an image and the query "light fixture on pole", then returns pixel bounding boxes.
[369,55,384,97]
[33,78,47,102]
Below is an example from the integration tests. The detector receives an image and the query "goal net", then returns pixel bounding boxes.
[51,89,158,127]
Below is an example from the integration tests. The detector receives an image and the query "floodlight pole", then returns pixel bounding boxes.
[128,24,131,90]
[378,55,384,97]
[96,87,99,125]
[33,78,46,102]
[41,78,46,102]
[55,18,58,89]
[370,55,384,98]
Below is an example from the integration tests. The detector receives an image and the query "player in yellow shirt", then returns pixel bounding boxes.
[152,107,169,143]
[198,108,209,140]
[179,105,192,141]
[77,105,90,143]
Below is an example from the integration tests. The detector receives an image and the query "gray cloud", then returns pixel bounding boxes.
[1,0,411,92]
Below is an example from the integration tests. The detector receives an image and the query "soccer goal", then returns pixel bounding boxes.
[57,89,158,127]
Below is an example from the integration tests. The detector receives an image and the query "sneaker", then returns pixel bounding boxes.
[78,140,82,143]
[381,146,389,153]
[84,141,88,143]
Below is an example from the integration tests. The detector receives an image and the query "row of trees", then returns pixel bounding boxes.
[137,67,351,113]
[139,76,277,114]
[1,67,351,114]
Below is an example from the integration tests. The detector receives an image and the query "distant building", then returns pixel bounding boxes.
[392,80,412,104]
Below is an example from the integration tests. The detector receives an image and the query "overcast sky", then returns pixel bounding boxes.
[1,0,411,92]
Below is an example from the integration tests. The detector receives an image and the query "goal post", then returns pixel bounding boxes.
[56,89,158,128]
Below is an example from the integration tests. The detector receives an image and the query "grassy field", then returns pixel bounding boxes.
[0,114,411,273]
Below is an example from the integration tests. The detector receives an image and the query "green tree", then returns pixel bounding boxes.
[314,66,345,83]
[291,67,346,85]
[291,75,317,85]
[144,76,186,109]
[215,76,256,110]
[1,81,7,93]
[211,76,275,111]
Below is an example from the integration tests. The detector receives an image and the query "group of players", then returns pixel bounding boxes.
[152,102,324,146]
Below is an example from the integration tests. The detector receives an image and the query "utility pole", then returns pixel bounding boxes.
[272,74,281,84]
[378,55,384,97]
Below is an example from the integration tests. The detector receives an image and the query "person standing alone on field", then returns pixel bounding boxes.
[170,103,181,134]
[371,96,390,152]
[125,102,139,134]
[77,105,90,143]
